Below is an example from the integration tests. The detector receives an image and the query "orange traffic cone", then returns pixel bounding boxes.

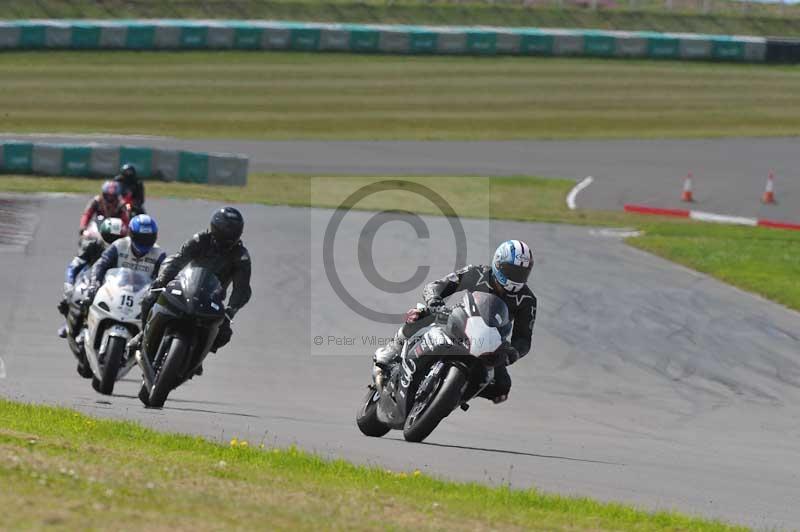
[681,172,694,203]
[762,172,776,204]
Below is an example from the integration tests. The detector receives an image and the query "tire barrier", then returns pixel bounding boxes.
[1,19,794,62]
[0,141,248,186]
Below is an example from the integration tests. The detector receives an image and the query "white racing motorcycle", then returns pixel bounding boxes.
[84,268,150,395]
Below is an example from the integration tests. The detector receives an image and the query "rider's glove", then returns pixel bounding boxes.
[425,296,445,312]
[81,284,99,313]
[497,343,520,366]
[404,303,426,324]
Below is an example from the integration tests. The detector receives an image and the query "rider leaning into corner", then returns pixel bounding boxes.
[126,207,252,375]
[79,180,130,233]
[113,164,146,216]
[374,239,537,404]
[86,214,166,302]
[57,217,126,338]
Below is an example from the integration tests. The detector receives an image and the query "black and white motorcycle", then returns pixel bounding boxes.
[83,268,150,395]
[357,291,512,443]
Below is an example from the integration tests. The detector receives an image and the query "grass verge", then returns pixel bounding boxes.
[0,398,744,531]
[3,52,800,140]
[2,173,798,311]
[3,0,800,37]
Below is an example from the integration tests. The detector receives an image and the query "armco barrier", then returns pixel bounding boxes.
[0,141,248,186]
[0,19,790,62]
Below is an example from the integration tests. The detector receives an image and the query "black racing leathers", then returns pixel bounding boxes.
[422,264,537,361]
[152,231,252,316]
[144,232,252,353]
[65,239,106,286]
[114,173,145,212]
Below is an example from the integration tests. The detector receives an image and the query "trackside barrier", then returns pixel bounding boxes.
[0,19,790,63]
[0,141,248,186]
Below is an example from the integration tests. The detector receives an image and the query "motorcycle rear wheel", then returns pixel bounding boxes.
[403,365,466,443]
[356,386,391,437]
[148,336,187,408]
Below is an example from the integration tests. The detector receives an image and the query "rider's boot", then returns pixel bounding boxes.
[57,324,68,338]
[372,329,405,389]
[126,331,143,360]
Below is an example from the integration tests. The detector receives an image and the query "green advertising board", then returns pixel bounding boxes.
[61,146,92,176]
[2,143,33,173]
[71,24,101,49]
[178,152,209,183]
[466,32,497,55]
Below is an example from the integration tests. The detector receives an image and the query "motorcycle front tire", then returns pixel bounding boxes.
[356,386,391,438]
[403,364,466,443]
[148,335,187,408]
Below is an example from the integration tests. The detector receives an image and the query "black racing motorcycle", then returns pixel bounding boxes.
[357,291,512,443]
[135,265,226,408]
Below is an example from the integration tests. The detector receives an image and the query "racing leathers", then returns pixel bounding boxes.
[139,231,252,353]
[90,237,166,289]
[79,196,129,232]
[380,264,537,401]
[58,238,107,318]
[114,174,145,215]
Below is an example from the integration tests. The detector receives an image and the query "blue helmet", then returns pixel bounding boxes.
[491,240,533,293]
[129,214,158,256]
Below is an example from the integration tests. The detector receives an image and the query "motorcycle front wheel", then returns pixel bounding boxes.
[148,335,187,408]
[356,386,391,437]
[403,364,466,443]
[94,336,126,395]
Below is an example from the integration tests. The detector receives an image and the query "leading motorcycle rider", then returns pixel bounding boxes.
[79,180,130,234]
[373,240,537,404]
[113,163,146,216]
[126,207,252,371]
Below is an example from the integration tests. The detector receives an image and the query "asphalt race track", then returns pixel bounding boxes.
[1,194,799,529]
[2,134,798,222]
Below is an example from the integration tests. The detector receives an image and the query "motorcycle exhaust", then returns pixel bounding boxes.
[136,350,155,391]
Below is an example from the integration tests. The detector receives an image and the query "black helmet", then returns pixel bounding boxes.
[120,163,137,180]
[210,207,244,250]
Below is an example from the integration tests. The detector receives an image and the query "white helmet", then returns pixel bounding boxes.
[491,240,533,293]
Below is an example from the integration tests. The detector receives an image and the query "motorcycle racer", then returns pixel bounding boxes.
[57,217,126,338]
[79,181,130,234]
[373,240,537,404]
[127,207,252,372]
[114,164,146,216]
[87,214,166,302]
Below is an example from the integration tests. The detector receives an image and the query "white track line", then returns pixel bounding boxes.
[689,210,757,226]
[566,176,594,210]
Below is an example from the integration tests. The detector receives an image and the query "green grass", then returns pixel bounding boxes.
[3,51,800,140]
[2,173,799,311]
[0,398,744,531]
[4,0,800,37]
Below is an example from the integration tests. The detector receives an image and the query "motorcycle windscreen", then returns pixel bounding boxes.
[103,267,151,292]
[464,317,503,356]
[463,292,510,328]
[174,265,226,317]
